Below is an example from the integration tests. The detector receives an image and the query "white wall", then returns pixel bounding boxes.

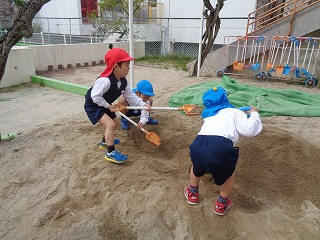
[35,0,85,35]
[0,47,36,88]
[36,0,81,18]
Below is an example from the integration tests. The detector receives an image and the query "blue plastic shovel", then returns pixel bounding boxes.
[251,36,265,71]
[301,37,312,75]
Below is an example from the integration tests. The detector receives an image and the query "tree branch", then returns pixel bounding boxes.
[0,0,51,81]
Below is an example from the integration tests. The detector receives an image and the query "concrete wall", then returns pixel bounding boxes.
[1,41,145,88]
[32,41,145,71]
[0,47,36,88]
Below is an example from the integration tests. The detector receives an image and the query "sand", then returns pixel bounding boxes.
[0,64,320,239]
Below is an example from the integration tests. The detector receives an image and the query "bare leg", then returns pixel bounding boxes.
[219,172,235,199]
[98,114,120,146]
[118,95,129,115]
[189,164,201,187]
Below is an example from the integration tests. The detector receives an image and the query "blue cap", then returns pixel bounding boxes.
[201,86,235,118]
[132,79,155,96]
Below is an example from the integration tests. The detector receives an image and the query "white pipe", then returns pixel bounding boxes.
[197,2,205,77]
[121,106,185,111]
[129,0,134,89]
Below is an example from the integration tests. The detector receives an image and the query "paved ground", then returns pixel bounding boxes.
[0,83,85,137]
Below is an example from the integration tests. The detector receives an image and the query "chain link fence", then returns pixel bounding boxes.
[1,17,252,58]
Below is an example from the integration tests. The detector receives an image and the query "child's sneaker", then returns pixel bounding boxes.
[99,139,121,149]
[184,187,198,205]
[214,199,233,216]
[146,117,158,125]
[105,150,128,163]
[121,117,130,130]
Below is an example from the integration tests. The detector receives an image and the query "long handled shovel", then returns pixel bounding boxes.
[268,39,282,72]
[233,37,242,70]
[251,36,264,71]
[117,111,161,146]
[266,36,278,71]
[247,38,256,68]
[301,37,312,75]
[113,103,203,116]
[282,36,295,75]
[276,37,288,74]
[303,40,317,76]
[239,36,248,70]
[295,38,302,78]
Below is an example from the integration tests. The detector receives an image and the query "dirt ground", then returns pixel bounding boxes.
[0,64,320,239]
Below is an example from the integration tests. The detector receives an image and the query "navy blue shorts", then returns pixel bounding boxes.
[189,135,239,186]
[84,97,116,125]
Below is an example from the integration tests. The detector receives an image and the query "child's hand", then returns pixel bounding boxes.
[136,122,144,129]
[108,105,117,112]
[143,104,151,111]
[248,106,259,113]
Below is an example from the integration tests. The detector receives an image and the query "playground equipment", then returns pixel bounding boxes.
[217,35,320,88]
[267,36,320,88]
[217,35,269,81]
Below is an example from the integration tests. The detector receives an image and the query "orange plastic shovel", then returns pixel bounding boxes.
[117,111,161,146]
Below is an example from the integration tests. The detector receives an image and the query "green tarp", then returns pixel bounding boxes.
[168,76,320,117]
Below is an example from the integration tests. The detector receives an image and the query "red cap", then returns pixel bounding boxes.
[100,48,134,77]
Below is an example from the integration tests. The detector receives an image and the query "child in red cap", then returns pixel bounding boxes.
[84,47,150,163]
[184,86,262,216]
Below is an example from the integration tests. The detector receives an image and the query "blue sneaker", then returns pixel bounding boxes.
[121,117,130,130]
[99,138,121,149]
[146,117,158,125]
[105,150,128,163]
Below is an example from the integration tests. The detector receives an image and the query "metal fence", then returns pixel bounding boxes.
[1,17,252,57]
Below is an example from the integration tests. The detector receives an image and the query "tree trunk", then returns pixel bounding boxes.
[0,0,51,82]
[192,0,224,77]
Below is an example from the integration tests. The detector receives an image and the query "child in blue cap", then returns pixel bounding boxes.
[118,79,158,130]
[84,48,151,164]
[184,86,262,216]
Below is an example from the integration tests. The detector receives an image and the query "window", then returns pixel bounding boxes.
[81,0,97,19]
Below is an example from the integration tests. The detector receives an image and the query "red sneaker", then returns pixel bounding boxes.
[214,198,233,216]
[184,187,198,205]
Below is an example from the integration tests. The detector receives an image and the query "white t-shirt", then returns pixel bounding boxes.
[198,108,262,146]
[90,77,145,109]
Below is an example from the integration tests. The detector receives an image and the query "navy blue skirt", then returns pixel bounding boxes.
[189,135,239,186]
